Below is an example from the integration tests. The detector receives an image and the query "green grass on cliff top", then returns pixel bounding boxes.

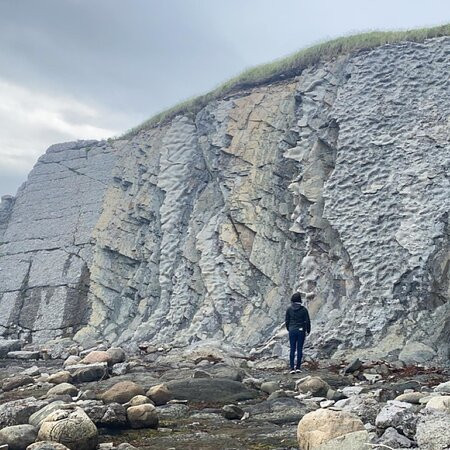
[124,24,449,137]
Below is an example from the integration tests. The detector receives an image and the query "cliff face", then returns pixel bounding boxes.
[0,37,448,363]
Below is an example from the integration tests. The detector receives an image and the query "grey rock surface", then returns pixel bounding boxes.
[0,38,448,363]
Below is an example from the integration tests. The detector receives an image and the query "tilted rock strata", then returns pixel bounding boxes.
[0,37,449,362]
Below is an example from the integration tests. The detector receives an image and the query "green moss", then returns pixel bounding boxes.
[122,24,449,138]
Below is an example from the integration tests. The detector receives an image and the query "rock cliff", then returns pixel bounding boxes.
[0,36,448,363]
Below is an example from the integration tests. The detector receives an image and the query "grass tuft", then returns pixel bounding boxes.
[123,24,450,138]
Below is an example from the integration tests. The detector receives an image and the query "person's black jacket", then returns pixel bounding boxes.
[285,303,311,334]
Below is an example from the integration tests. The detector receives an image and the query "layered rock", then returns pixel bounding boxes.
[0,36,448,362]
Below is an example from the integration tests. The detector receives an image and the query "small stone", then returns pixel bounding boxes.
[0,424,37,450]
[222,404,244,420]
[126,404,158,429]
[46,383,78,398]
[267,390,289,401]
[344,358,362,374]
[296,376,330,397]
[260,381,280,394]
[375,400,418,438]
[47,371,72,384]
[102,381,145,404]
[146,383,172,406]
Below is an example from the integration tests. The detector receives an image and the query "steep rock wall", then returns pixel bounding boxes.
[1,37,448,363]
[0,141,116,342]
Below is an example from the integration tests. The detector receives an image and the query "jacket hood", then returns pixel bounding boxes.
[291,301,303,310]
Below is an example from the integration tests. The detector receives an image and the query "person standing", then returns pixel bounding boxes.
[285,292,311,373]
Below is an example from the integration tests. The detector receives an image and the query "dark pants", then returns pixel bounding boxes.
[289,329,305,369]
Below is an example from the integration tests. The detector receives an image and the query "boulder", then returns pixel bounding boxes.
[375,400,418,438]
[434,380,450,394]
[0,397,47,427]
[27,443,70,450]
[296,376,331,397]
[127,395,153,407]
[101,381,145,404]
[126,404,158,429]
[222,404,244,420]
[63,356,81,368]
[166,378,259,403]
[66,363,108,383]
[394,391,427,404]
[338,394,382,424]
[146,383,172,406]
[46,383,78,398]
[260,381,280,394]
[78,400,127,427]
[47,371,72,385]
[29,401,67,428]
[297,409,366,449]
[425,395,450,413]
[398,341,437,364]
[7,351,40,360]
[80,351,112,366]
[376,427,414,448]
[38,407,98,450]
[1,374,34,391]
[0,424,37,450]
[105,347,126,365]
[415,409,450,450]
[157,404,190,421]
[0,339,22,358]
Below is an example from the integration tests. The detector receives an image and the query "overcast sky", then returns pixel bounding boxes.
[0,0,449,196]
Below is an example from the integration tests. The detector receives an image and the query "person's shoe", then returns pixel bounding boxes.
[289,369,296,374]
[295,368,302,373]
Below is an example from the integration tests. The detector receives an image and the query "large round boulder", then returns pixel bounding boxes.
[101,381,145,404]
[297,408,367,450]
[106,347,126,365]
[146,384,172,406]
[126,404,159,429]
[37,407,98,450]
[0,424,37,450]
[296,376,331,397]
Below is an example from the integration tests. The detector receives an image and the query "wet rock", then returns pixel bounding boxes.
[222,404,244,420]
[146,383,172,406]
[101,381,145,404]
[80,351,112,366]
[415,409,450,450]
[126,404,158,429]
[67,363,108,383]
[105,347,126,365]
[166,378,259,403]
[0,339,22,358]
[38,407,98,450]
[0,397,47,427]
[7,351,40,360]
[29,401,67,428]
[344,358,362,374]
[394,391,427,404]
[375,400,418,438]
[434,380,450,394]
[47,371,72,385]
[425,395,450,413]
[376,426,414,448]
[297,409,366,449]
[296,376,331,397]
[0,424,37,450]
[1,374,34,391]
[260,381,280,394]
[46,383,78,398]
[26,442,71,450]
